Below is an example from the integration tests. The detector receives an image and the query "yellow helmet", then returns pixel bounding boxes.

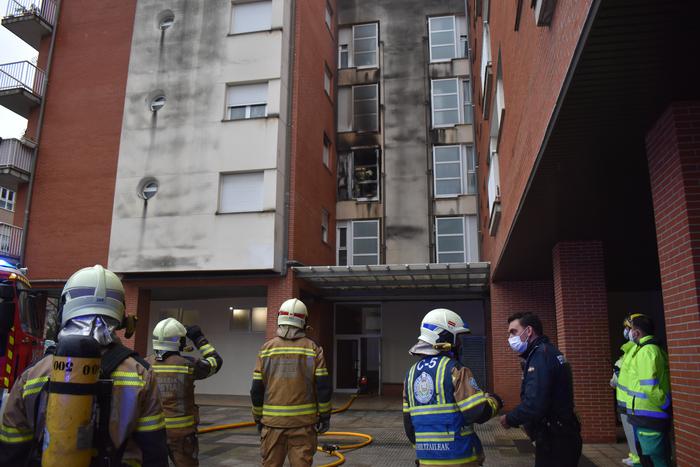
[61,265,125,326]
[277,298,308,329]
[152,317,187,351]
[624,313,646,329]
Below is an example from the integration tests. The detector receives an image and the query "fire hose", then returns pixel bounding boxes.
[198,394,373,466]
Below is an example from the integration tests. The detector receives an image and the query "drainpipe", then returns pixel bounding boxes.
[281,0,296,276]
[19,0,62,265]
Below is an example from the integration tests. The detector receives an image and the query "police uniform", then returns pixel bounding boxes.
[505,335,581,467]
[403,354,500,466]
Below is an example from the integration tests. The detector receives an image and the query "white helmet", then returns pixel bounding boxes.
[152,317,187,351]
[61,265,125,326]
[418,308,470,348]
[277,298,308,329]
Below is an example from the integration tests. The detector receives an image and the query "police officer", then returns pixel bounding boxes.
[251,298,332,467]
[403,308,502,466]
[617,314,671,467]
[146,318,223,466]
[0,265,169,467]
[499,312,581,467]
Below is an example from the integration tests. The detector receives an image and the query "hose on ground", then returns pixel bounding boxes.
[198,394,372,466]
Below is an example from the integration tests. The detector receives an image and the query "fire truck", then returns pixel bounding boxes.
[0,259,45,410]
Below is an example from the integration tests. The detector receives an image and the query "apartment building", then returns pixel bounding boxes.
[469,0,700,461]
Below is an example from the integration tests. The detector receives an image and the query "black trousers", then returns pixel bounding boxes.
[534,430,582,467]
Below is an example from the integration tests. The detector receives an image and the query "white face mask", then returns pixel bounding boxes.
[508,327,530,354]
[623,328,630,341]
[627,329,638,344]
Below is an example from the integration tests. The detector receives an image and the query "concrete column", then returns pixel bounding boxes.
[646,101,700,467]
[553,241,616,443]
[490,280,557,411]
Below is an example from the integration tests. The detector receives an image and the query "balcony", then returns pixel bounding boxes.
[0,138,33,186]
[2,0,56,49]
[0,223,22,260]
[0,61,45,118]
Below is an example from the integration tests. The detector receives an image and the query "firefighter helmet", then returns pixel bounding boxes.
[60,265,126,326]
[418,308,470,347]
[152,317,187,351]
[277,298,308,329]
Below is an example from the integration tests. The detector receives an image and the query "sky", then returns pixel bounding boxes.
[0,0,38,139]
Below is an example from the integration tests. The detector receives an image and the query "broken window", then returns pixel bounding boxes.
[337,149,380,201]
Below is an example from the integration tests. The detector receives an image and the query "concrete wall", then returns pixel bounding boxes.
[380,299,485,383]
[109,0,291,272]
[337,0,470,265]
[147,297,267,395]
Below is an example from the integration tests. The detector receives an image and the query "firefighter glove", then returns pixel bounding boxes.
[256,421,263,434]
[316,414,330,434]
[186,324,204,341]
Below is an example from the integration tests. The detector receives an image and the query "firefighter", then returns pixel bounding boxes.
[250,298,332,467]
[403,308,503,466]
[0,264,168,467]
[618,314,672,467]
[146,317,223,466]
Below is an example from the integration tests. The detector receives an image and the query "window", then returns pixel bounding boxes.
[337,220,380,266]
[229,307,268,332]
[0,187,16,211]
[352,23,378,68]
[325,3,332,29]
[323,134,331,167]
[322,209,329,243]
[465,146,477,194]
[433,146,476,197]
[337,149,380,201]
[338,44,349,68]
[431,79,460,127]
[226,82,267,120]
[324,66,332,96]
[429,16,457,62]
[353,84,378,132]
[436,216,478,263]
[480,23,492,97]
[463,79,473,124]
[219,172,264,213]
[230,1,272,34]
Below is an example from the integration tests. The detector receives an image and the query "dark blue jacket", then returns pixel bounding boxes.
[505,336,577,433]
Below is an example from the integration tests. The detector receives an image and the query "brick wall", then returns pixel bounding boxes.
[490,280,556,410]
[646,101,700,467]
[553,241,616,443]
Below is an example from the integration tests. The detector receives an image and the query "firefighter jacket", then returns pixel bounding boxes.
[250,330,332,428]
[0,352,168,467]
[403,354,500,465]
[617,335,671,431]
[146,335,223,437]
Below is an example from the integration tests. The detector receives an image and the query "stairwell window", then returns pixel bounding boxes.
[429,16,457,62]
[226,83,267,120]
[0,187,16,211]
[431,79,460,127]
[230,1,272,34]
[336,220,380,266]
[353,23,378,68]
[436,216,478,263]
[353,84,379,132]
[433,146,477,197]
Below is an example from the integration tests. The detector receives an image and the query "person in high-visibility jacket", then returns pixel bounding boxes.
[146,318,223,467]
[617,314,672,467]
[403,308,502,466]
[250,298,332,467]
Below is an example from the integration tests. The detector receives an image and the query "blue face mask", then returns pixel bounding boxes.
[508,328,530,354]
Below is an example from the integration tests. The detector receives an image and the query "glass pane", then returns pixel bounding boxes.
[230,308,250,331]
[340,50,349,68]
[250,104,267,118]
[354,221,378,237]
[434,110,459,126]
[353,254,378,265]
[362,306,381,333]
[466,172,477,194]
[433,79,458,95]
[354,23,376,39]
[339,227,347,247]
[354,37,376,53]
[431,31,455,46]
[354,51,377,67]
[251,307,267,332]
[354,182,378,199]
[436,179,462,196]
[228,106,246,120]
[436,162,460,178]
[431,45,456,61]
[437,218,464,235]
[438,252,465,263]
[434,94,458,110]
[354,99,377,115]
[434,146,460,162]
[355,114,378,131]
[354,85,377,100]
[430,16,454,31]
[438,235,464,252]
[354,238,378,254]
[338,249,348,265]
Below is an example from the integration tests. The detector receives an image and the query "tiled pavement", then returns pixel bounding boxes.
[195,396,629,467]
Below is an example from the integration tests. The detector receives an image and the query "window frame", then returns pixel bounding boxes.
[337,222,348,265]
[336,220,380,266]
[225,82,268,121]
[0,187,16,212]
[230,0,273,35]
[462,79,473,124]
[428,16,457,63]
[431,78,461,128]
[338,43,349,68]
[352,83,379,132]
[435,216,467,263]
[218,171,265,214]
[433,145,464,198]
[352,23,379,69]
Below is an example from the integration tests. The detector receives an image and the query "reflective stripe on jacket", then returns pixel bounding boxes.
[251,335,332,428]
[615,340,637,412]
[403,355,499,465]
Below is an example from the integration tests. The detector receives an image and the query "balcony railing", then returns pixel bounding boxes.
[4,0,57,27]
[0,138,33,174]
[0,223,22,259]
[0,61,46,97]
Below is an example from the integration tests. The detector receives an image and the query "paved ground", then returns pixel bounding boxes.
[195,396,629,466]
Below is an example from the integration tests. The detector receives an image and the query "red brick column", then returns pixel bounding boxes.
[646,101,700,467]
[553,241,616,443]
[265,273,299,338]
[119,282,149,351]
[490,280,557,411]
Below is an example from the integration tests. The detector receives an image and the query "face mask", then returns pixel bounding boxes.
[58,315,120,347]
[623,328,630,341]
[628,329,637,344]
[508,328,530,354]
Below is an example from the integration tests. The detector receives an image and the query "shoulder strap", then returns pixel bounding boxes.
[100,343,148,378]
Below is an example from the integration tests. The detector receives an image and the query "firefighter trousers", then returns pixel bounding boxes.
[167,433,199,467]
[260,425,317,467]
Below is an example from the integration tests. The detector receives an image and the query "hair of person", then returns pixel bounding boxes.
[507,312,543,336]
[631,314,655,336]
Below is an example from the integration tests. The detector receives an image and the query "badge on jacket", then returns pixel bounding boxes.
[414,372,434,404]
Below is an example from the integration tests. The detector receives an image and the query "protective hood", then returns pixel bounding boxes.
[277,324,306,340]
[57,315,120,347]
[408,339,440,356]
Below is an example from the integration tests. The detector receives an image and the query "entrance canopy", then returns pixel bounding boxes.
[293,262,490,300]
